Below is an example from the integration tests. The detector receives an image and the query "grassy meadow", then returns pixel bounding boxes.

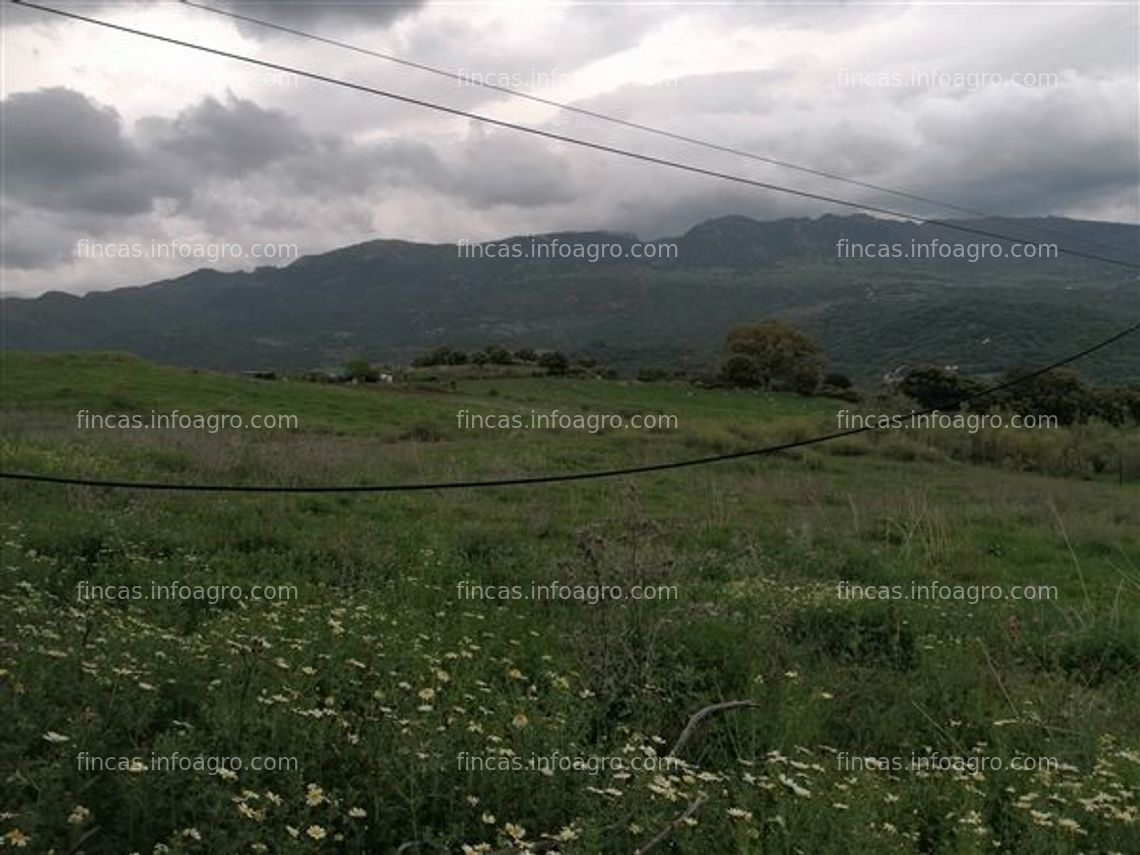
[1,352,1137,854]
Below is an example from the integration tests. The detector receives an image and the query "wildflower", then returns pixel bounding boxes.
[511,713,529,729]
[306,784,326,806]
[778,774,811,798]
[586,786,624,798]
[306,825,327,841]
[42,731,70,744]
[556,825,579,841]
[348,807,367,819]
[68,805,92,825]
[237,802,264,821]
[727,807,753,821]
[4,829,29,847]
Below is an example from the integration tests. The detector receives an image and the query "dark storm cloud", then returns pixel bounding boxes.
[1,89,327,266]
[0,205,73,269]
[434,129,577,209]
[1,85,581,270]
[282,137,445,198]
[1,88,180,215]
[897,84,1140,216]
[545,63,1138,229]
[2,88,319,219]
[208,0,427,34]
[3,0,426,34]
[405,6,659,84]
[140,95,315,177]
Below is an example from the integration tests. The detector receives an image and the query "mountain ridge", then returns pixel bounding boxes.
[4,214,1137,382]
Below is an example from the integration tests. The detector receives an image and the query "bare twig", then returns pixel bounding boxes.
[910,700,967,756]
[486,698,758,855]
[669,699,760,758]
[626,699,760,855]
[395,841,449,854]
[635,795,705,855]
[978,639,1086,737]
[978,640,1022,722]
[68,824,101,854]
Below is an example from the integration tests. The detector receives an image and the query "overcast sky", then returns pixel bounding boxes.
[2,0,1137,296]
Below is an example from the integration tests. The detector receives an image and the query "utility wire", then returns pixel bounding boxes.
[2,322,1135,493]
[181,0,1132,257]
[9,0,1139,270]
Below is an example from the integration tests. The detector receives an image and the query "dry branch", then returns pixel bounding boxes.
[634,795,705,855]
[669,699,761,757]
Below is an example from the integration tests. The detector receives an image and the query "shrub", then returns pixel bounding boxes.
[897,365,983,409]
[485,344,513,365]
[538,351,569,375]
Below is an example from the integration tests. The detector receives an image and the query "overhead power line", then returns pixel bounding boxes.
[10,0,1139,270]
[181,0,1130,257]
[2,322,1135,493]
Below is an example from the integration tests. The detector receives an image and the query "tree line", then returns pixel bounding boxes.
[340,318,1138,426]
